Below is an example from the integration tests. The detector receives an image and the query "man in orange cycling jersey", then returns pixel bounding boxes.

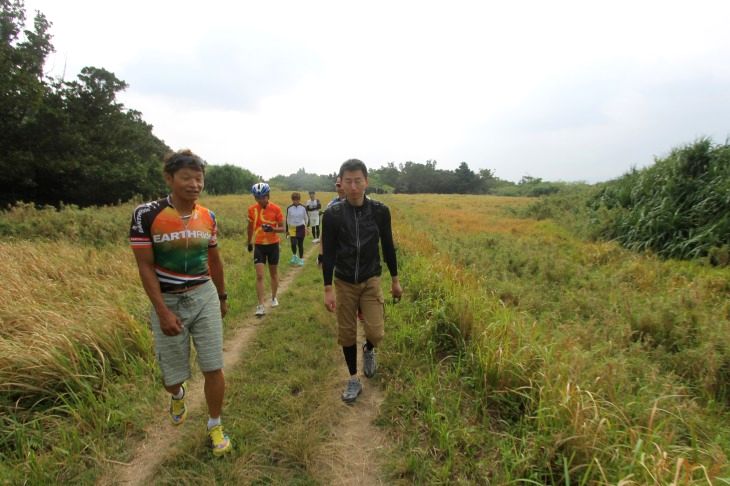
[247,182,285,316]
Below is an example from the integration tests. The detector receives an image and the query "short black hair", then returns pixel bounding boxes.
[163,149,206,175]
[338,158,368,179]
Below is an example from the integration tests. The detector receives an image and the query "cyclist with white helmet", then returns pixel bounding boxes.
[247,182,285,316]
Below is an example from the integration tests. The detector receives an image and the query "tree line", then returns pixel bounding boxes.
[270,161,572,197]
[0,0,172,207]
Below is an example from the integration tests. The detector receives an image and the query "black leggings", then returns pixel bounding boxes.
[342,340,374,376]
[290,236,304,258]
[311,224,320,239]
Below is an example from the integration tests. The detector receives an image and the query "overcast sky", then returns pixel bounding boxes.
[23,0,730,182]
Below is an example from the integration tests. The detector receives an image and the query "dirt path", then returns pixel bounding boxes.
[99,248,315,485]
[312,361,389,485]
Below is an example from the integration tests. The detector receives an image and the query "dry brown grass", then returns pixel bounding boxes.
[0,241,150,406]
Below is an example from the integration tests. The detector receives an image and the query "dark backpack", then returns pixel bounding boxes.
[328,199,388,237]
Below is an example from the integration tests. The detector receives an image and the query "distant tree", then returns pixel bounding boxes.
[367,160,502,194]
[478,168,499,193]
[453,162,479,193]
[364,172,393,194]
[396,160,441,193]
[0,0,54,205]
[26,67,169,206]
[0,0,52,130]
[519,175,543,185]
[264,160,554,196]
[205,164,258,195]
[0,1,170,207]
[270,168,335,191]
[370,162,400,191]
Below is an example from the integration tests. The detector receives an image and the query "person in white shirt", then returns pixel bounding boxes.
[286,192,309,266]
[305,190,322,243]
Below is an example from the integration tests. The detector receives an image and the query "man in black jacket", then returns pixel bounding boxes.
[321,159,403,403]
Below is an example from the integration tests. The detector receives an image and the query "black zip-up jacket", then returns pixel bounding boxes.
[321,198,397,285]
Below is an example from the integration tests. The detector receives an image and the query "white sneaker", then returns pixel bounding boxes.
[271,297,279,307]
[312,238,320,243]
[255,304,265,316]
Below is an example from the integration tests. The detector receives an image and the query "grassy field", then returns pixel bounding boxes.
[378,194,730,484]
[1,192,729,484]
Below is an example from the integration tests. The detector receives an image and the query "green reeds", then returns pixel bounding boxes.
[590,138,730,262]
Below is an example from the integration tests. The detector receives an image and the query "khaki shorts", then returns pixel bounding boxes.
[335,276,385,347]
[150,280,224,386]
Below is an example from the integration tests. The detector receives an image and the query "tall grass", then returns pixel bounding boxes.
[0,193,253,244]
[590,138,730,262]
[0,202,133,246]
[520,139,730,266]
[377,193,730,484]
[0,240,158,481]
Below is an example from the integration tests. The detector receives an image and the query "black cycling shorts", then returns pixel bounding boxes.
[253,243,280,265]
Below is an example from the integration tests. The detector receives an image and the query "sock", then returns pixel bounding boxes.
[207,416,221,429]
[172,387,184,400]
[365,340,375,351]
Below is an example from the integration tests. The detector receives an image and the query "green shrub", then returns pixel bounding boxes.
[590,138,730,262]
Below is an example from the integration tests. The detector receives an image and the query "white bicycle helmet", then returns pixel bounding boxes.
[251,182,270,196]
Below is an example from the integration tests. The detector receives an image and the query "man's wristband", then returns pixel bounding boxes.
[218,293,228,301]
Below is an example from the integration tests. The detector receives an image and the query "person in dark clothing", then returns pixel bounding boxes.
[321,159,403,403]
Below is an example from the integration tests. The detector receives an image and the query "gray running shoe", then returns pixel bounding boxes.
[341,377,362,404]
[362,344,377,378]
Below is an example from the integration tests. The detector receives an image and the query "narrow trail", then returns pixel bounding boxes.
[312,349,389,485]
[99,246,317,486]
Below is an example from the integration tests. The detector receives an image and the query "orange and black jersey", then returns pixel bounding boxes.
[129,196,218,292]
